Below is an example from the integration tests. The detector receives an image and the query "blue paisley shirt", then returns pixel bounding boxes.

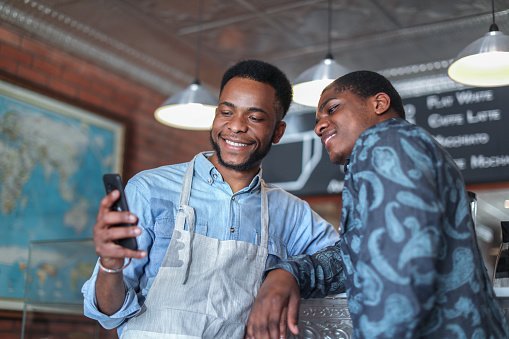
[273,118,509,338]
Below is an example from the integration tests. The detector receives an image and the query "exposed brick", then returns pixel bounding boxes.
[31,57,62,77]
[47,77,79,98]
[78,88,107,109]
[89,79,115,98]
[0,320,16,330]
[44,48,82,69]
[100,100,123,117]
[0,334,20,339]
[60,68,93,89]
[17,64,49,85]
[0,57,18,74]
[0,26,22,46]
[0,43,32,65]
[20,37,54,60]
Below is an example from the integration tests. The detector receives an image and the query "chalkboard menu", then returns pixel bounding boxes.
[263,110,343,196]
[263,86,509,195]
[405,86,509,184]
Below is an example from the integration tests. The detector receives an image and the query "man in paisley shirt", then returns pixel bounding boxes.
[245,71,509,338]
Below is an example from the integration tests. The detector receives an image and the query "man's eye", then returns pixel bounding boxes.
[221,110,232,116]
[249,115,263,122]
[328,105,338,115]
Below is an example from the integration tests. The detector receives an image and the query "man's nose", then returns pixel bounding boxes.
[228,115,248,133]
[314,117,327,136]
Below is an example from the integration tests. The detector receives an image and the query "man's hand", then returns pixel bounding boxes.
[94,190,145,315]
[94,190,146,266]
[245,269,301,339]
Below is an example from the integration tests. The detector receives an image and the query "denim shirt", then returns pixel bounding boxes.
[82,152,339,333]
[273,119,509,338]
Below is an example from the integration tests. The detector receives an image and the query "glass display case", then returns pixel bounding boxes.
[21,239,115,339]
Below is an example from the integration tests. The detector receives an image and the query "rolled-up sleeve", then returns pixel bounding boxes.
[270,241,346,298]
[81,263,142,330]
[81,178,154,332]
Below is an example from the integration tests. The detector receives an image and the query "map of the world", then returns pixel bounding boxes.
[0,81,123,305]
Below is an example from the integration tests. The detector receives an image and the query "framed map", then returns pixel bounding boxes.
[0,81,124,308]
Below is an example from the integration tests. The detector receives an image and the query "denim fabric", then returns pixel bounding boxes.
[82,151,339,333]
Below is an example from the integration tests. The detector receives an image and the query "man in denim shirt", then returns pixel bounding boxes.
[246,71,509,338]
[81,60,338,338]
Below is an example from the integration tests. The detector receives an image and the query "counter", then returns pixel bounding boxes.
[292,293,509,338]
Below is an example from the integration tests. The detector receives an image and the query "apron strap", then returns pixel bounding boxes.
[177,156,197,284]
[259,180,269,250]
[176,156,196,231]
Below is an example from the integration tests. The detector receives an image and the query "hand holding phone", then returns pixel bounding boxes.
[102,173,138,250]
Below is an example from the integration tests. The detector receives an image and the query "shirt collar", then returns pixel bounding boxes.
[195,151,262,193]
[343,159,350,175]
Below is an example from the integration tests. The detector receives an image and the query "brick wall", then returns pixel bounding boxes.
[0,23,212,338]
[0,23,211,181]
[0,310,117,339]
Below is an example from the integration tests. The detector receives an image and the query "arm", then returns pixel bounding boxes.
[82,179,153,329]
[273,242,345,298]
[93,190,146,314]
[246,243,345,339]
[245,269,301,339]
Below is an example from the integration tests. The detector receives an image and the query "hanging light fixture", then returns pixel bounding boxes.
[292,0,350,107]
[154,0,217,130]
[448,0,509,87]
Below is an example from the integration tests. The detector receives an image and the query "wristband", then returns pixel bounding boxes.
[98,257,131,274]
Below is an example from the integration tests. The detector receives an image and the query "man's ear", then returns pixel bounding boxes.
[272,120,286,144]
[373,92,391,116]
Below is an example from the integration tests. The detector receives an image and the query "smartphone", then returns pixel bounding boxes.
[102,173,138,250]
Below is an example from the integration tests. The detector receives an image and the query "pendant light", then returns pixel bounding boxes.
[154,0,217,130]
[448,0,509,87]
[292,0,350,107]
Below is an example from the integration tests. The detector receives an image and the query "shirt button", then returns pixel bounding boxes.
[230,227,235,233]
[208,178,213,184]
[231,196,235,201]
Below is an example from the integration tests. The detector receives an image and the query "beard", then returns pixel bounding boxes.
[209,132,273,172]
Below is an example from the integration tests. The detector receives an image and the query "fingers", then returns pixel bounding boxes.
[94,190,146,260]
[246,269,300,339]
[94,225,144,258]
[287,292,300,335]
[246,299,286,339]
[279,307,288,339]
[267,303,285,339]
[245,290,279,338]
[97,190,120,222]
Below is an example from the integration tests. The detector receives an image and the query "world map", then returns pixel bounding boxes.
[0,83,122,305]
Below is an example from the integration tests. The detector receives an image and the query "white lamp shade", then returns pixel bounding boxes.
[448,30,509,87]
[154,82,217,130]
[293,57,350,107]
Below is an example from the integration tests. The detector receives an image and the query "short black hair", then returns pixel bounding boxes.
[329,70,405,119]
[220,60,293,119]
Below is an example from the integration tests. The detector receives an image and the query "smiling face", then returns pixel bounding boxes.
[315,87,383,165]
[210,77,285,173]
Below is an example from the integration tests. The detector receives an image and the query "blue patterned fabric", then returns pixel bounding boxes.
[273,118,509,338]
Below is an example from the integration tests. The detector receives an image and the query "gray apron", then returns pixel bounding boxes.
[121,156,269,338]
